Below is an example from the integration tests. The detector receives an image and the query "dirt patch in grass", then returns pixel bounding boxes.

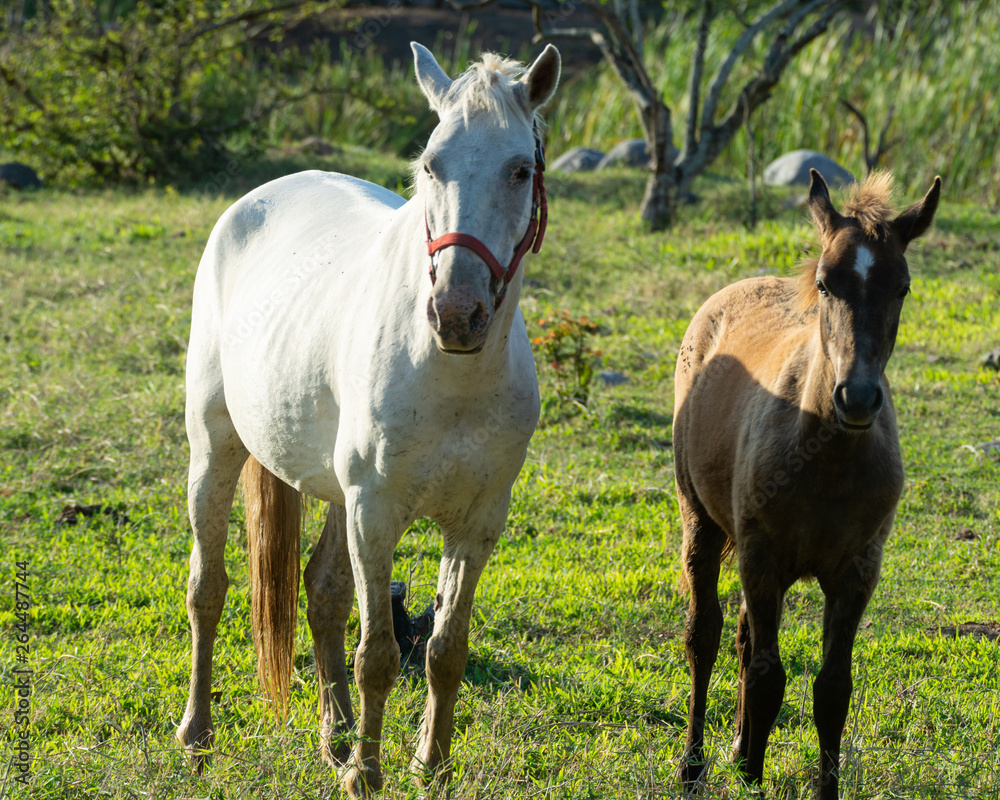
[926,621,1000,641]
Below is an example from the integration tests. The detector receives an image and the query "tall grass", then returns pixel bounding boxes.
[543,0,1000,204]
[268,1,1000,205]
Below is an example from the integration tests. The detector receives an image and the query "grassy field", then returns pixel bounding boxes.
[1,147,998,799]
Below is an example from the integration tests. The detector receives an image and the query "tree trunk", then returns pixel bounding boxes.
[639,98,676,230]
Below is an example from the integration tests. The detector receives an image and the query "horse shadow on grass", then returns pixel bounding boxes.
[604,403,673,452]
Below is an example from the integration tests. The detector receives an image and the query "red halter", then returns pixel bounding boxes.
[424,126,548,309]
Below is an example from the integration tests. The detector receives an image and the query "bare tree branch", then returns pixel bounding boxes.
[839,97,871,168]
[684,2,714,158]
[0,63,46,113]
[839,97,899,174]
[715,1,841,142]
[448,0,503,11]
[456,0,845,228]
[180,0,319,46]
[874,104,898,171]
[700,0,803,131]
[582,0,656,100]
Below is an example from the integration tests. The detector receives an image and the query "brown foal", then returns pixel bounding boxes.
[673,169,941,798]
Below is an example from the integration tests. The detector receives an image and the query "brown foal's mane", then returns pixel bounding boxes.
[842,170,896,238]
[796,257,821,311]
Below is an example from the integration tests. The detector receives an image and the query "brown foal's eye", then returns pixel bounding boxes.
[816,279,829,296]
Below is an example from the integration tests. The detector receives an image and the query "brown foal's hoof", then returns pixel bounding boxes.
[677,757,709,793]
[321,737,352,767]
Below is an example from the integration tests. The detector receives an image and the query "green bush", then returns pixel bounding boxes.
[0,0,337,184]
[532,311,603,411]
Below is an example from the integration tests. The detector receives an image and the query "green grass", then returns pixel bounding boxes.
[1,148,999,799]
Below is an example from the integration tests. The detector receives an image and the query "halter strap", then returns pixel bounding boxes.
[425,125,547,309]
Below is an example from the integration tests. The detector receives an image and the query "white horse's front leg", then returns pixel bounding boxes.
[411,504,506,786]
[177,425,247,768]
[340,489,405,799]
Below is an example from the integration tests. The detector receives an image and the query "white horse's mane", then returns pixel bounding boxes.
[451,53,528,124]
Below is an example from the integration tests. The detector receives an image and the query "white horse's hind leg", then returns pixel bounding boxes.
[176,410,248,767]
[340,491,403,799]
[304,502,356,765]
[411,517,503,785]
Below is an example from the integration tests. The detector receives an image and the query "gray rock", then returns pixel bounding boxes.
[763,150,855,189]
[0,162,43,189]
[780,193,810,210]
[550,147,604,173]
[599,370,629,386]
[297,136,340,157]
[597,139,650,169]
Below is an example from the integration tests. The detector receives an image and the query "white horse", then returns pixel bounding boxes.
[176,42,560,797]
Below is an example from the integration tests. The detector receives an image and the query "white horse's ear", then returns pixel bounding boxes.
[518,44,561,111]
[412,42,453,114]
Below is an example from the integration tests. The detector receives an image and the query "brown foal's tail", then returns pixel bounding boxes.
[242,456,301,719]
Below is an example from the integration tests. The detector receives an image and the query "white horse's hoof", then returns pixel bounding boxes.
[176,718,214,774]
[339,761,383,799]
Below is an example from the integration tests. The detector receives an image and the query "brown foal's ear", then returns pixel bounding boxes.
[891,176,942,250]
[808,169,842,239]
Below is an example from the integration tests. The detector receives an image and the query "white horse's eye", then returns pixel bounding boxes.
[512,166,532,183]
[423,163,433,178]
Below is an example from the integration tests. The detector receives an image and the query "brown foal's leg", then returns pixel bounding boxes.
[814,559,880,800]
[676,492,727,789]
[735,548,788,790]
[731,597,752,767]
[304,503,357,766]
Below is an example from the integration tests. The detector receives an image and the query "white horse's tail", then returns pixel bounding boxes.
[242,456,301,719]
